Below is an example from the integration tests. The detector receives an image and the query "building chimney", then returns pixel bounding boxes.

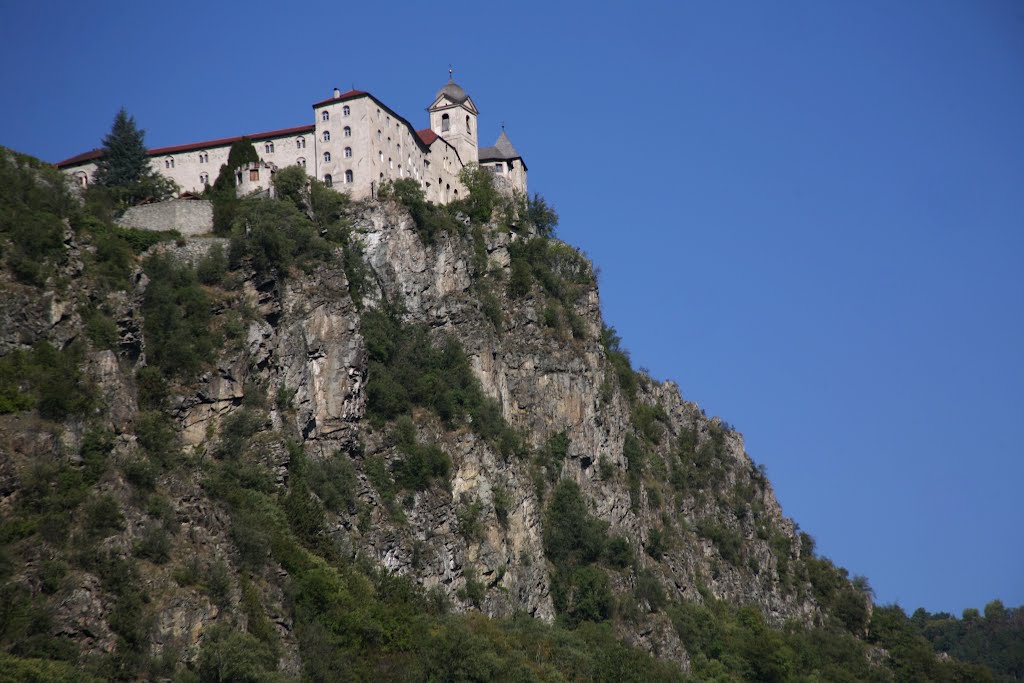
[333,87,341,99]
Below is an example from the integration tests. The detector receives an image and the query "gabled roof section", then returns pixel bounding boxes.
[56,149,104,167]
[57,124,317,168]
[427,94,479,115]
[311,89,369,108]
[417,129,438,146]
[149,124,315,156]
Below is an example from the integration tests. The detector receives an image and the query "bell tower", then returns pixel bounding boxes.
[427,69,479,165]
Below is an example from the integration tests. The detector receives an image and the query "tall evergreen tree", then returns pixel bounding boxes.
[210,137,261,234]
[95,108,151,188]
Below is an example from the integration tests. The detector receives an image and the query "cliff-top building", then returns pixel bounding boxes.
[57,76,527,205]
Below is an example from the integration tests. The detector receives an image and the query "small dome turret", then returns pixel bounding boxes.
[436,78,468,104]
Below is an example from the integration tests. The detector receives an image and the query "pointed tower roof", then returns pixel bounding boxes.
[479,130,523,162]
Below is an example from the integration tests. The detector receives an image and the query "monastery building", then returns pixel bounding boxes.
[57,77,527,205]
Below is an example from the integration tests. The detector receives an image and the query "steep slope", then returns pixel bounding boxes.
[0,150,993,681]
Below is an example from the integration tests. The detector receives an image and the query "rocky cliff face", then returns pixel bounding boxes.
[0,195,833,674]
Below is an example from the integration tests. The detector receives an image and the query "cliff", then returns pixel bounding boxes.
[1,150,990,681]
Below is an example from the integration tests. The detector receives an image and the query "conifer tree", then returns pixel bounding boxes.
[95,108,151,188]
[94,107,176,205]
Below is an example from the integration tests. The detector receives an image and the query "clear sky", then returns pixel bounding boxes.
[1,0,1021,616]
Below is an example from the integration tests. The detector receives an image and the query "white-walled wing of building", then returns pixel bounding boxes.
[57,80,527,204]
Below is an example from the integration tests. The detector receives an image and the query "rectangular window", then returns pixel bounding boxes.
[250,169,259,181]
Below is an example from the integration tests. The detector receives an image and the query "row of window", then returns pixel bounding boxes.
[321,149,353,162]
[322,170,354,187]
[321,105,351,121]
[322,129,352,141]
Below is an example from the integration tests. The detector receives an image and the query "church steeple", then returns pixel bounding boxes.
[427,71,479,164]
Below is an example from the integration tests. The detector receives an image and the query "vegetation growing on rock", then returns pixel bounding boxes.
[0,145,1008,680]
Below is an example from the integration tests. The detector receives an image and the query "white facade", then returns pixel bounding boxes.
[58,80,527,204]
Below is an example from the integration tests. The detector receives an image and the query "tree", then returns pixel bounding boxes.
[94,108,175,205]
[213,137,260,193]
[528,193,559,237]
[211,137,261,233]
[95,108,150,188]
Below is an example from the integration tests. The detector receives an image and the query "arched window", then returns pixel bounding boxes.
[389,157,392,169]
[343,126,351,137]
[345,170,353,183]
[343,105,350,116]
[344,147,352,158]
[165,157,174,169]
[321,110,329,121]
[377,130,382,140]
[297,157,306,168]
[265,142,274,153]
[323,151,331,162]
[297,137,306,149]
[74,172,88,188]
[198,152,208,163]
[199,172,209,185]
[466,115,471,135]
[323,131,330,142]
[441,114,450,132]
[324,174,333,187]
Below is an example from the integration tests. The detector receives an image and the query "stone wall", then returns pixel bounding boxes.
[118,199,213,236]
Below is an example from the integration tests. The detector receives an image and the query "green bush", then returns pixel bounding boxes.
[362,307,523,457]
[141,253,216,379]
[390,417,451,492]
[604,536,633,569]
[696,521,743,566]
[456,496,485,543]
[0,342,94,419]
[601,325,638,401]
[0,148,73,286]
[379,177,461,244]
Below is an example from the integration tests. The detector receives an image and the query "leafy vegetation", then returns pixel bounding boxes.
[0,342,94,419]
[140,253,217,379]
[909,600,1023,682]
[362,306,524,457]
[0,148,74,286]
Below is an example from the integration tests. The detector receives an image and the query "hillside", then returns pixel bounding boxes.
[0,148,996,681]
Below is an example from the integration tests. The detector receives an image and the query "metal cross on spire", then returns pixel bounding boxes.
[448,65,453,80]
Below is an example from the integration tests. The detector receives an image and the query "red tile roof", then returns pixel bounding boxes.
[417,129,438,145]
[56,124,316,168]
[311,89,369,108]
[148,124,315,156]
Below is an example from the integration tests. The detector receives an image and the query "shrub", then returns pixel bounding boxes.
[390,417,451,492]
[141,253,216,379]
[527,193,559,237]
[493,485,512,528]
[362,307,523,457]
[0,342,94,419]
[696,521,742,566]
[635,569,666,613]
[604,536,633,569]
[379,177,461,244]
[543,481,608,567]
[456,496,485,543]
[601,325,638,401]
[83,495,124,539]
[645,527,667,560]
[196,624,280,683]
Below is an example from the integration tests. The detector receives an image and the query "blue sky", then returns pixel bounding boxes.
[2,0,1021,616]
